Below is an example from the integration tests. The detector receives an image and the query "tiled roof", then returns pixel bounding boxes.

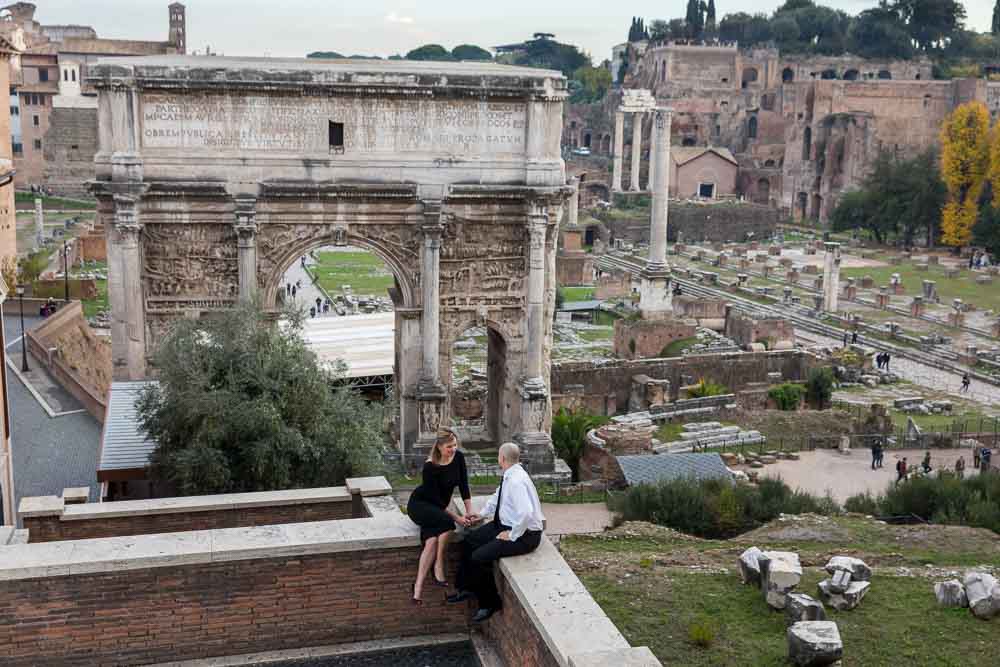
[671,146,738,167]
[617,453,731,486]
[98,381,158,479]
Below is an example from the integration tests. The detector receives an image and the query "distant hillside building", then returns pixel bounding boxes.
[1,2,186,194]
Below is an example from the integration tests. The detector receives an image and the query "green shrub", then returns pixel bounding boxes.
[660,336,698,358]
[805,367,835,409]
[844,491,880,515]
[768,383,804,411]
[687,378,729,398]
[844,474,1000,534]
[611,476,840,539]
[688,618,717,648]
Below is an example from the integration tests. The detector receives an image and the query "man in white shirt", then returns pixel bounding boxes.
[447,441,545,622]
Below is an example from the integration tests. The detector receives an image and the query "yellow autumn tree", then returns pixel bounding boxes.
[940,101,990,248]
[991,122,1000,210]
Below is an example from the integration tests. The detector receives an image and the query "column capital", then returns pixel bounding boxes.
[112,194,142,239]
[234,197,257,238]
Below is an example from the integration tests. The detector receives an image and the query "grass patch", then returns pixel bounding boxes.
[15,191,96,209]
[561,286,595,301]
[312,249,394,297]
[577,567,995,666]
[577,328,613,343]
[660,336,698,357]
[81,279,108,318]
[841,261,1000,312]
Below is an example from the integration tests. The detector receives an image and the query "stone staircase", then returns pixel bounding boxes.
[654,421,766,453]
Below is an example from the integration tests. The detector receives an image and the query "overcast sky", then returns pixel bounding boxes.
[27,0,995,62]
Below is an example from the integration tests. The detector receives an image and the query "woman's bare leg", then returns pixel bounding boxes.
[434,531,450,582]
[414,536,438,600]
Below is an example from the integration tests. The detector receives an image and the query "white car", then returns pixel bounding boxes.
[571,147,591,156]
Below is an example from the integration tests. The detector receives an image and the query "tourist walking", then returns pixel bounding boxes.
[870,442,878,470]
[291,285,297,298]
[955,456,966,479]
[851,331,859,345]
[973,442,982,469]
[883,353,890,371]
[961,373,971,393]
[843,332,849,348]
[407,430,473,605]
[875,441,884,468]
[982,448,993,474]
[921,451,932,474]
[896,457,908,484]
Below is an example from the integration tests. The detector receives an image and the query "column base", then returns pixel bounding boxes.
[414,378,448,460]
[515,376,554,474]
[639,266,673,320]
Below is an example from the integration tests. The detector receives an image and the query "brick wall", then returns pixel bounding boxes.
[42,105,99,197]
[613,318,697,359]
[483,569,561,667]
[24,501,355,542]
[0,546,468,666]
[552,350,813,416]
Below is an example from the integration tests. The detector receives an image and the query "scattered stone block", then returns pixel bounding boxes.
[738,546,765,586]
[915,263,928,272]
[761,551,803,610]
[788,621,843,667]
[934,580,968,608]
[818,579,871,611]
[824,556,872,582]
[976,274,993,285]
[785,593,827,626]
[828,569,852,594]
[964,572,1000,620]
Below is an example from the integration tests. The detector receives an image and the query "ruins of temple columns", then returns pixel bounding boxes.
[90,56,571,470]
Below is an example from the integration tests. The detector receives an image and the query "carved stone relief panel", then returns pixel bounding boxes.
[143,223,238,299]
[439,220,526,302]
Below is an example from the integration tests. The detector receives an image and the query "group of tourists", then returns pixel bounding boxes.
[874,352,891,370]
[969,251,991,270]
[891,447,993,484]
[407,430,544,623]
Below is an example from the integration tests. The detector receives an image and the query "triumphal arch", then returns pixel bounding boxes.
[89,56,570,469]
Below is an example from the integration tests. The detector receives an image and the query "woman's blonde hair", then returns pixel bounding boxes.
[429,428,459,464]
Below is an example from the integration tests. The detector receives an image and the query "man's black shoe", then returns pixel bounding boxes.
[471,608,497,623]
[447,590,475,604]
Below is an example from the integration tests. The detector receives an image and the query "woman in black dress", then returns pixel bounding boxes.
[407,429,472,604]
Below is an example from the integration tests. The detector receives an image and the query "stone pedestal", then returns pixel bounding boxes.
[787,269,799,283]
[514,377,553,473]
[768,245,782,256]
[822,242,841,313]
[992,319,1000,338]
[876,288,890,309]
[922,280,937,301]
[844,285,857,301]
[948,310,965,328]
[910,296,925,317]
[414,380,448,456]
[639,269,673,319]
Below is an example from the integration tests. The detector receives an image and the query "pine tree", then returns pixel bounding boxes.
[993,0,1000,35]
[706,0,718,37]
[940,102,990,248]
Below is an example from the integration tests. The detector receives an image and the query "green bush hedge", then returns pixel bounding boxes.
[845,473,1000,534]
[768,383,804,411]
[686,379,729,399]
[612,477,840,539]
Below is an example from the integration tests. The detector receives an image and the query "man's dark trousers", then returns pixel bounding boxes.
[457,522,542,610]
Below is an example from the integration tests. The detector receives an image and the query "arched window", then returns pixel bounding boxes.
[583,132,592,148]
[747,116,758,139]
[741,67,759,89]
[782,67,794,83]
[802,127,812,161]
[821,69,837,80]
[764,159,776,168]
[71,70,76,82]
[843,69,859,81]
[756,178,771,204]
[877,70,892,80]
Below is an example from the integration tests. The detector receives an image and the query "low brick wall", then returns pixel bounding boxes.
[613,318,697,360]
[553,350,814,416]
[486,572,561,667]
[19,487,359,542]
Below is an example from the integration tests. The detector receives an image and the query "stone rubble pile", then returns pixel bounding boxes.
[934,572,1000,619]
[681,328,740,355]
[738,549,871,665]
[663,422,766,451]
[893,396,953,415]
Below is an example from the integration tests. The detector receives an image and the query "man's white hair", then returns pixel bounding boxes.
[499,442,521,464]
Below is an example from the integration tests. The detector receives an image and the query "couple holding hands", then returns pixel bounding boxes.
[407,429,544,623]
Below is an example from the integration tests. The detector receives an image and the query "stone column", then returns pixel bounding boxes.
[34,198,43,247]
[414,201,447,454]
[612,110,624,192]
[647,114,656,191]
[567,178,579,228]
[113,195,146,380]
[822,242,841,313]
[639,109,673,319]
[516,202,553,471]
[234,196,257,303]
[629,113,643,192]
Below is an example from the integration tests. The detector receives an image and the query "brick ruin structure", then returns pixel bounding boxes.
[570,39,1000,222]
[89,56,571,468]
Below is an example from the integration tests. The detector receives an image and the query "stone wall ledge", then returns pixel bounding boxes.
[2,488,414,581]
[19,485,364,521]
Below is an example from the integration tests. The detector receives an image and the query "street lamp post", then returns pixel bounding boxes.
[63,240,69,303]
[15,286,28,373]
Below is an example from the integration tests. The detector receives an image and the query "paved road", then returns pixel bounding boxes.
[798,331,1000,407]
[4,314,102,518]
[753,447,985,504]
[281,255,330,317]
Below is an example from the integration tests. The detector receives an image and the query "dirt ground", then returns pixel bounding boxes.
[748,447,984,503]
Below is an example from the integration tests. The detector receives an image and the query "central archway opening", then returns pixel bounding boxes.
[450,325,508,447]
[278,243,397,400]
